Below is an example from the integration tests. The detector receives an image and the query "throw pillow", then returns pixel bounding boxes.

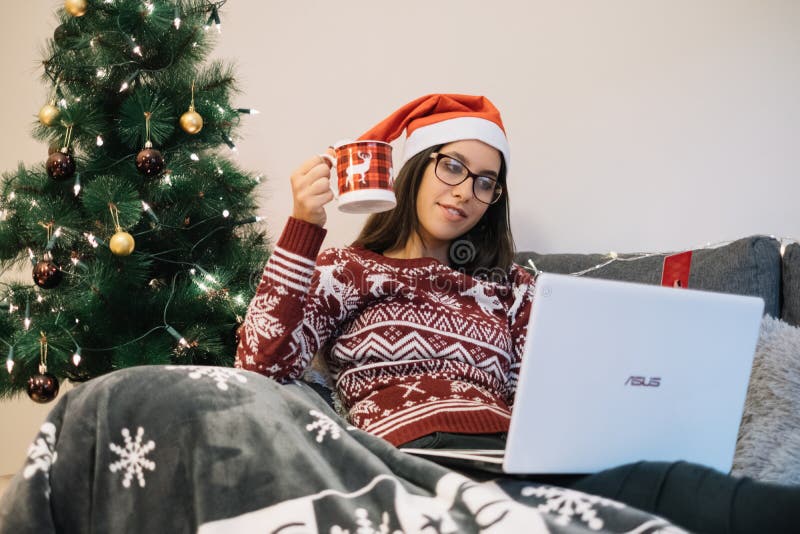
[732,315,800,484]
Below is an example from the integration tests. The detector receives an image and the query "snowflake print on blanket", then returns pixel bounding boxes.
[23,421,58,496]
[521,485,625,530]
[109,427,156,488]
[306,409,342,443]
[166,365,247,391]
[330,508,401,534]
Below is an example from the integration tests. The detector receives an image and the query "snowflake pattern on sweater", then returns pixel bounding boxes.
[236,217,535,446]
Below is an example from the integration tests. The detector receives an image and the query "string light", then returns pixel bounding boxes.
[165,325,189,347]
[189,153,200,161]
[5,346,13,374]
[204,6,222,33]
[222,209,230,218]
[173,6,182,29]
[46,227,63,251]
[142,201,160,225]
[84,233,100,248]
[129,36,142,57]
[523,235,799,279]
[221,133,237,152]
[96,135,104,146]
[119,70,140,93]
[73,174,82,196]
[96,67,107,78]
[72,348,82,366]
[23,297,31,331]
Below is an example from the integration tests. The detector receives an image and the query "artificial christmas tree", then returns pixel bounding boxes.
[0,0,269,402]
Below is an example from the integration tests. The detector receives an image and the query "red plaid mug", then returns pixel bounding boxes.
[321,140,396,214]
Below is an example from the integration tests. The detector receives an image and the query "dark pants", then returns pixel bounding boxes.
[400,432,798,534]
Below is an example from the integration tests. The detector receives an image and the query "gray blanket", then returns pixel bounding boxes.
[0,366,682,533]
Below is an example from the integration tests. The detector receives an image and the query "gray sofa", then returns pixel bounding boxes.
[513,235,800,326]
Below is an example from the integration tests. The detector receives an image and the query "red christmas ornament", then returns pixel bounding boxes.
[136,141,165,176]
[33,253,63,289]
[27,372,59,403]
[46,148,76,181]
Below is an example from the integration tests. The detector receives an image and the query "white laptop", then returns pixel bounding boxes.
[403,272,764,474]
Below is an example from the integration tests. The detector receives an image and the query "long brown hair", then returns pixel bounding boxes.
[351,145,516,282]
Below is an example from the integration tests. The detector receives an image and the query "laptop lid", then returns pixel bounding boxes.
[503,273,764,474]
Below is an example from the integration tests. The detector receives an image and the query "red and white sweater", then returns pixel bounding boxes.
[235,217,536,446]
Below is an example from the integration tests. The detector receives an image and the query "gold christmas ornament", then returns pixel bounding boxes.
[108,204,135,256]
[64,0,87,17]
[180,81,203,134]
[180,109,203,134]
[110,230,135,256]
[38,102,60,126]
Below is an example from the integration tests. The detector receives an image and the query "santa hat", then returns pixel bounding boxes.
[358,93,510,171]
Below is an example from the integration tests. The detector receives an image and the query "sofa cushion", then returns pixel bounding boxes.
[782,243,800,327]
[514,235,781,318]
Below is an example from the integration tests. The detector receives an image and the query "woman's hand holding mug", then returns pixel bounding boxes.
[290,148,335,227]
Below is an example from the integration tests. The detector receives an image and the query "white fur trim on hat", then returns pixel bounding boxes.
[398,117,511,171]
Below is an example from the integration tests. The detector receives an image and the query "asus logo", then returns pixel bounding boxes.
[624,376,661,387]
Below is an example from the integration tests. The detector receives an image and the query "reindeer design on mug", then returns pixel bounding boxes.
[344,148,372,190]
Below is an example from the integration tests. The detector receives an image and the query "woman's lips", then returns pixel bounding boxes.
[438,203,467,221]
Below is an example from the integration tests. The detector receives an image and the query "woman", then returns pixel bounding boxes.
[236,94,796,533]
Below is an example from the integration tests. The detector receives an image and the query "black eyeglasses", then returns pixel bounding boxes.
[429,153,503,205]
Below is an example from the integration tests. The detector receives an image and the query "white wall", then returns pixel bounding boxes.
[1,0,798,475]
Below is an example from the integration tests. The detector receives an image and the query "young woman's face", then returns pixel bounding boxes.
[415,139,502,250]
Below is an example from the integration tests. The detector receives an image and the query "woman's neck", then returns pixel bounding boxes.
[383,234,449,265]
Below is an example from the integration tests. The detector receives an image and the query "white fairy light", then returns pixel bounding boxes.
[37,295,44,303]
[190,153,200,161]
[72,350,82,366]
[58,98,67,108]
[96,134,104,146]
[8,303,18,314]
[23,317,31,330]
[119,81,130,92]
[189,268,196,275]
[5,359,12,374]
[222,210,230,218]
[85,233,99,248]
[96,68,107,78]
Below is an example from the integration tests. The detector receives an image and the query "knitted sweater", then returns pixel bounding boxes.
[235,217,536,446]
